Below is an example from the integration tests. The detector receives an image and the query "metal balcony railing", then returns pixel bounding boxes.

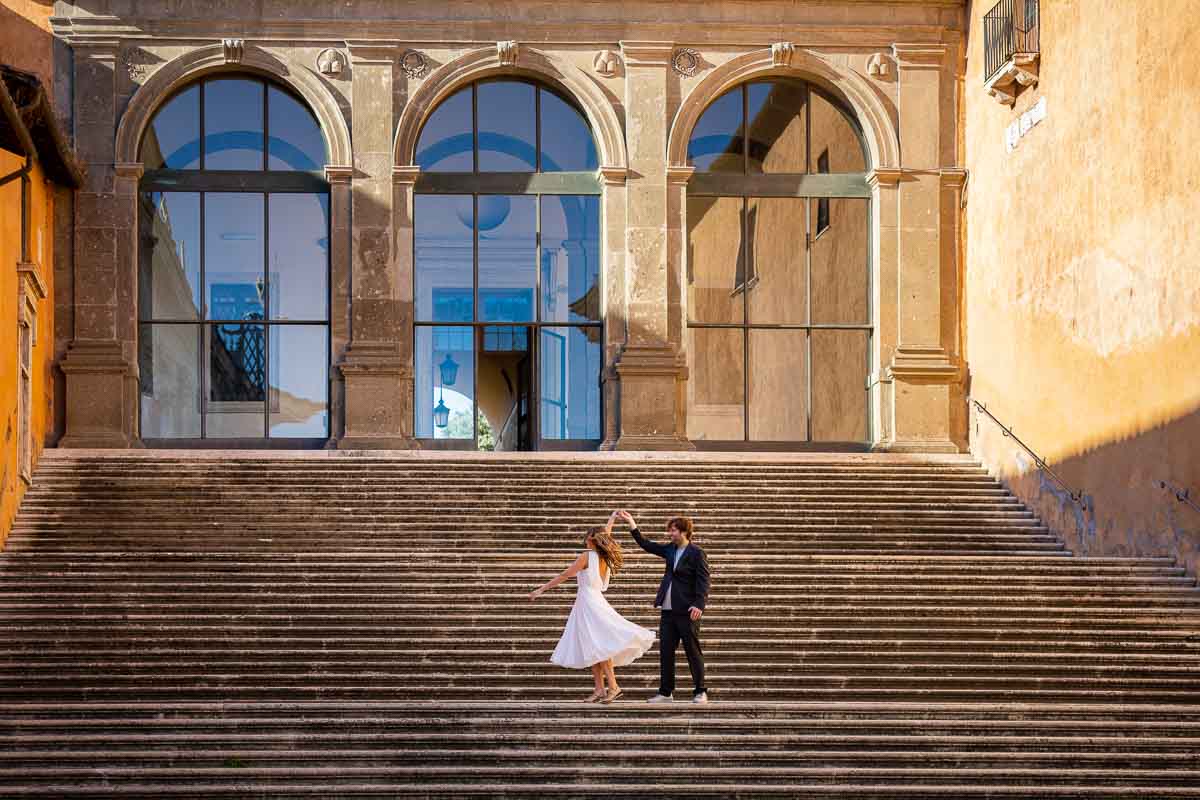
[984,0,1041,81]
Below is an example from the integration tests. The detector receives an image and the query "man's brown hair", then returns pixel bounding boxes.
[666,516,695,540]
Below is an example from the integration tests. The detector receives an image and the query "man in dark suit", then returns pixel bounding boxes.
[616,510,710,703]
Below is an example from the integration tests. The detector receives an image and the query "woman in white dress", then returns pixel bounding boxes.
[529,514,655,703]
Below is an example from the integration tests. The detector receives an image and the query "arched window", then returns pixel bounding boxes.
[685,79,872,447]
[137,75,330,441]
[412,79,601,450]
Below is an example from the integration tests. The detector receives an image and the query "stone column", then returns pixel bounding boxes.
[325,164,353,443]
[60,40,137,448]
[881,42,962,453]
[598,166,627,451]
[869,167,902,448]
[612,41,691,451]
[337,42,416,449]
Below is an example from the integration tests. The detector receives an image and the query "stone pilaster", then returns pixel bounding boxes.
[60,41,137,448]
[879,43,962,453]
[325,164,353,444]
[612,41,691,451]
[598,166,628,451]
[337,42,416,449]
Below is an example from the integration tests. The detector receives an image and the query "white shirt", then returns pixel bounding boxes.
[661,546,687,611]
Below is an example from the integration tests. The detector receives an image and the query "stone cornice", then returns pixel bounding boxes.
[113,162,144,180]
[392,165,422,185]
[345,40,398,65]
[619,41,674,67]
[597,166,628,186]
[892,42,949,69]
[866,167,905,188]
[324,165,354,184]
[666,165,696,185]
[939,167,968,187]
[886,346,961,383]
[17,262,47,302]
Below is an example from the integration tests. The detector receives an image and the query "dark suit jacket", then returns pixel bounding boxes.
[630,527,710,611]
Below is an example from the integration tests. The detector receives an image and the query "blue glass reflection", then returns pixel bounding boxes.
[203,79,265,170]
[415,195,474,322]
[477,82,537,171]
[140,192,201,320]
[416,326,475,439]
[142,86,201,170]
[539,89,598,172]
[267,86,327,171]
[269,194,329,321]
[688,87,744,172]
[540,195,599,323]
[478,195,536,321]
[204,193,264,321]
[269,325,329,437]
[416,88,473,171]
[540,326,601,440]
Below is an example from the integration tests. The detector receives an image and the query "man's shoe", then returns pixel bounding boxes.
[646,693,674,703]
[692,692,709,704]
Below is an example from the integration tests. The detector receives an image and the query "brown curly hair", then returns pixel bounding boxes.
[585,525,624,575]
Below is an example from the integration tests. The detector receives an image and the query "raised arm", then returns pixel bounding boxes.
[617,510,669,558]
[529,552,588,600]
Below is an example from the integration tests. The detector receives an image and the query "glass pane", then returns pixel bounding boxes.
[203,79,265,170]
[540,196,600,323]
[477,81,536,171]
[415,195,474,322]
[811,329,869,442]
[269,325,328,437]
[749,329,807,441]
[686,327,744,441]
[205,193,264,322]
[539,89,597,172]
[140,192,201,320]
[809,89,867,173]
[416,88,473,172]
[686,196,745,324]
[746,197,806,324]
[415,326,475,439]
[747,81,807,174]
[479,326,532,451]
[269,194,329,321]
[267,86,326,171]
[478,195,536,322]
[207,322,266,437]
[688,87,743,173]
[141,86,200,170]
[810,198,869,325]
[138,323,201,437]
[540,327,601,440]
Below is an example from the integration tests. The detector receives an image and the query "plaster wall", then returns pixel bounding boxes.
[963,0,1200,576]
[0,152,56,545]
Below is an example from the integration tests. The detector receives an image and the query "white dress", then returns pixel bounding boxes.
[550,550,656,669]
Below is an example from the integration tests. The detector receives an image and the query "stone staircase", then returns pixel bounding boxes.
[1,450,1198,797]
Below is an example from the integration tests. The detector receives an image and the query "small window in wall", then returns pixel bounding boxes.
[18,317,32,483]
[816,149,831,236]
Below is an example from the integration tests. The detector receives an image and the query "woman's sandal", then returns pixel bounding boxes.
[586,689,607,703]
[602,688,623,705]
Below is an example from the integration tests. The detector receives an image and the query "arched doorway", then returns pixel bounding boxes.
[683,78,872,448]
[135,74,331,441]
[411,78,602,450]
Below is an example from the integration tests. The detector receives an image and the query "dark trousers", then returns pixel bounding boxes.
[659,611,705,696]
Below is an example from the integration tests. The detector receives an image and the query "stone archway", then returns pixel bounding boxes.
[115,43,351,169]
[393,45,626,171]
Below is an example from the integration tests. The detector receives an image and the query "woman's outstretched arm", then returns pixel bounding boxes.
[529,552,588,600]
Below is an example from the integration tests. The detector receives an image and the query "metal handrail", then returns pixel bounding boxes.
[1157,480,1200,515]
[971,399,1087,508]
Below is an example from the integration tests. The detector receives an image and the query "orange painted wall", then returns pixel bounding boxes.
[0,151,56,546]
[963,0,1200,576]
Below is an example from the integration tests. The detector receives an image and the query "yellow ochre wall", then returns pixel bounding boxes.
[963,0,1200,575]
[0,151,56,546]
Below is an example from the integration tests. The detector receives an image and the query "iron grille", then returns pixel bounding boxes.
[984,0,1040,81]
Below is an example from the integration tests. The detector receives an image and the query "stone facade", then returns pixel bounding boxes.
[49,0,968,452]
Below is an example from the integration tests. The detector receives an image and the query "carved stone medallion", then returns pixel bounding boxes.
[400,50,428,79]
[316,48,346,77]
[672,47,700,77]
[593,49,620,78]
